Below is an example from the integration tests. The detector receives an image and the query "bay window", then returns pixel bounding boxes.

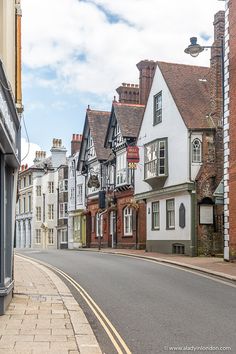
[144,138,167,179]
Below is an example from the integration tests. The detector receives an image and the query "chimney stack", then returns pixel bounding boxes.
[210,10,225,123]
[33,150,47,163]
[116,83,139,104]
[71,134,83,156]
[136,60,157,105]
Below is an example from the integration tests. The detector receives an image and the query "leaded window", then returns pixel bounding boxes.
[192,138,202,163]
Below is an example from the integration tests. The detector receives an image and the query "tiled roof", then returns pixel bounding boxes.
[87,109,111,160]
[157,61,213,129]
[113,103,145,138]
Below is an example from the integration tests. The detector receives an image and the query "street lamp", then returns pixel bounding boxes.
[184,35,226,258]
[184,36,225,114]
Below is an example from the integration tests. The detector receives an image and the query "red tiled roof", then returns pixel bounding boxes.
[87,110,111,160]
[157,61,213,129]
[113,102,145,138]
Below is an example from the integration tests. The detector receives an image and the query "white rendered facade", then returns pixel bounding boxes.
[68,152,86,249]
[16,139,67,249]
[135,64,202,255]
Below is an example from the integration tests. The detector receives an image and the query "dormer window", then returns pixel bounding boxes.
[114,123,124,146]
[153,91,162,125]
[192,139,202,163]
[87,133,96,160]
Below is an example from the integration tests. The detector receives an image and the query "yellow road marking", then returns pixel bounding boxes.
[16,253,132,354]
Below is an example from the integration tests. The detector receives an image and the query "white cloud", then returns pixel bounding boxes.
[21,138,42,167]
[21,0,224,98]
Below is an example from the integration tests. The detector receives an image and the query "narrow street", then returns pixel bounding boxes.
[17,250,236,354]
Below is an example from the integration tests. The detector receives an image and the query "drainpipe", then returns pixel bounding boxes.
[188,131,197,256]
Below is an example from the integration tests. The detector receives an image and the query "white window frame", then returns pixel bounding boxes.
[123,207,133,236]
[48,228,54,244]
[28,194,32,213]
[61,230,68,243]
[36,185,41,196]
[36,207,41,221]
[59,180,68,192]
[77,184,83,204]
[87,133,96,160]
[48,181,54,194]
[152,201,160,230]
[166,199,175,230]
[35,229,41,244]
[116,151,127,186]
[48,204,54,220]
[59,203,68,219]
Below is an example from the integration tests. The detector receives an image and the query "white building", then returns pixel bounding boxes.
[68,134,86,248]
[135,61,223,256]
[16,139,67,249]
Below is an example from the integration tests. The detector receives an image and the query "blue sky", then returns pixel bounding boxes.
[21,0,224,165]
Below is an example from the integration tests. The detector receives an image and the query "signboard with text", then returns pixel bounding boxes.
[127,146,139,163]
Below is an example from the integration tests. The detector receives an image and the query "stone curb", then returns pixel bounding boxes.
[16,256,102,354]
[78,249,236,283]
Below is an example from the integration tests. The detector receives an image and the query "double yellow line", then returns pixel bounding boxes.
[16,253,132,354]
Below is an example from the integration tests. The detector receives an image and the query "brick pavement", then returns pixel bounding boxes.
[0,256,102,354]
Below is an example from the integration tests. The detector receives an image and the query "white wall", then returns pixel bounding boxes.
[146,192,191,241]
[135,65,189,196]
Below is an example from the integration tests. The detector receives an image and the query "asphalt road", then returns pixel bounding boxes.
[17,249,236,354]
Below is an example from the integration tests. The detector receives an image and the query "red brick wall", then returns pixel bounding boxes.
[115,189,146,249]
[228,0,236,258]
[196,131,223,255]
[87,198,109,248]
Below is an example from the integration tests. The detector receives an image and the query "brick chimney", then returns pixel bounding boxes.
[210,10,225,124]
[33,151,46,163]
[136,60,157,105]
[116,83,139,104]
[71,134,83,156]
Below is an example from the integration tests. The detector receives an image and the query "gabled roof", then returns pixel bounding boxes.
[78,109,110,171]
[157,61,213,129]
[104,102,145,147]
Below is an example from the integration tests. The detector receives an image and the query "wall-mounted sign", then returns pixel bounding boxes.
[87,174,100,188]
[127,146,139,163]
[199,205,214,225]
[0,89,16,144]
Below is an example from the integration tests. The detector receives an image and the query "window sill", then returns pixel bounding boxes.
[166,227,175,230]
[151,228,160,231]
[122,234,133,238]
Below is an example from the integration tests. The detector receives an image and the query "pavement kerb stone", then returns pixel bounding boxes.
[78,249,236,283]
[15,256,102,354]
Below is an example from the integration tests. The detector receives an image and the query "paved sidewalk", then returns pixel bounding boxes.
[81,248,236,282]
[0,256,102,354]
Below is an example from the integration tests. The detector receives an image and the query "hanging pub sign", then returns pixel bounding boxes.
[127,146,140,163]
[87,174,100,188]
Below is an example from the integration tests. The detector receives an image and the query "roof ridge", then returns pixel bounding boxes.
[157,60,209,70]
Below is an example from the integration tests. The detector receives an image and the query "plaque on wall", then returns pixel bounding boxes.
[199,205,214,224]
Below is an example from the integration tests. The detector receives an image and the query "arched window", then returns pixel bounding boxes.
[192,139,202,163]
[123,207,133,236]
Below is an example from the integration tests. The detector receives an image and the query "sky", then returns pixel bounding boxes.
[21,0,225,166]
